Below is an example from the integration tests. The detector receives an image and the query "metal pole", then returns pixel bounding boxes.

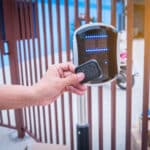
[77,94,89,150]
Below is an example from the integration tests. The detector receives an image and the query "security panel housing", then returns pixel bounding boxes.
[73,23,119,84]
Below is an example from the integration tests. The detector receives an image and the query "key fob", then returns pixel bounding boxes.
[75,59,102,83]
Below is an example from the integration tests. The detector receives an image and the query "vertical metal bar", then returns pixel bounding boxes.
[125,0,133,150]
[74,0,79,29]
[0,52,5,126]
[17,2,24,85]
[19,2,29,86]
[24,0,33,85]
[69,93,74,150]
[18,40,24,84]
[111,0,116,27]
[48,0,55,64]
[0,17,3,52]
[42,0,48,70]
[55,0,63,144]
[98,88,103,150]
[42,105,48,142]
[17,2,27,129]
[142,0,150,149]
[29,2,38,83]
[0,110,3,124]
[87,88,92,150]
[7,110,11,126]
[85,0,90,23]
[111,81,116,150]
[35,0,42,141]
[54,79,59,144]
[110,0,117,150]
[20,0,32,132]
[35,0,43,78]
[0,50,6,84]
[0,34,3,125]
[41,0,48,143]
[56,0,62,63]
[48,0,54,143]
[97,1,103,150]
[64,0,70,61]
[57,0,66,138]
[60,94,66,144]
[2,0,25,138]
[64,0,72,146]
[24,0,33,133]
[27,1,37,138]
[85,1,92,150]
[72,0,79,149]
[29,0,38,139]
[48,104,53,143]
[97,0,102,23]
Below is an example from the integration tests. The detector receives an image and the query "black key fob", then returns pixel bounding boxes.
[75,59,102,83]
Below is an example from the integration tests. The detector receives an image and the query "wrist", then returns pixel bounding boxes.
[30,85,42,104]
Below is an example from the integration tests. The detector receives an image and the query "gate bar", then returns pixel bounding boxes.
[17,4,24,85]
[111,0,117,150]
[41,0,49,143]
[0,110,2,124]
[125,0,133,150]
[0,52,5,125]
[48,0,54,143]
[73,1,81,150]
[17,2,28,130]
[24,0,33,85]
[24,0,34,134]
[97,1,103,149]
[17,2,24,85]
[74,0,79,29]
[19,2,29,86]
[35,0,43,141]
[21,1,32,133]
[29,0,38,138]
[97,0,102,23]
[85,0,92,149]
[54,0,62,144]
[42,0,48,70]
[29,1,38,83]
[142,0,150,149]
[35,0,43,78]
[64,0,71,61]
[64,2,74,146]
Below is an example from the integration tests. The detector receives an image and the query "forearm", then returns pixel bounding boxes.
[0,85,38,110]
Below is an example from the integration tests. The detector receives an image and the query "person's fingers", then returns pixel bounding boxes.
[72,83,87,91]
[63,72,85,86]
[66,86,86,95]
[63,71,72,77]
[57,62,75,72]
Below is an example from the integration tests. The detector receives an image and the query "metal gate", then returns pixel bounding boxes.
[0,0,150,150]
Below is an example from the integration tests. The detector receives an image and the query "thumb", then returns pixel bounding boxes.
[63,72,85,86]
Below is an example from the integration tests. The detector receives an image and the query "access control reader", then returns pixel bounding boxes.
[73,23,119,84]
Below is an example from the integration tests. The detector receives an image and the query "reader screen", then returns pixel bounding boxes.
[78,29,109,54]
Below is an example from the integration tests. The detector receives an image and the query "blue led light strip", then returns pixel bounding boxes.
[85,34,108,39]
[85,48,109,53]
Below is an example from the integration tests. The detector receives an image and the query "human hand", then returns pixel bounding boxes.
[33,62,87,105]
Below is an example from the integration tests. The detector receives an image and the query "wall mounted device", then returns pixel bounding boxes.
[73,23,119,84]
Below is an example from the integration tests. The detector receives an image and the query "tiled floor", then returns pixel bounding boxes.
[0,127,35,150]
